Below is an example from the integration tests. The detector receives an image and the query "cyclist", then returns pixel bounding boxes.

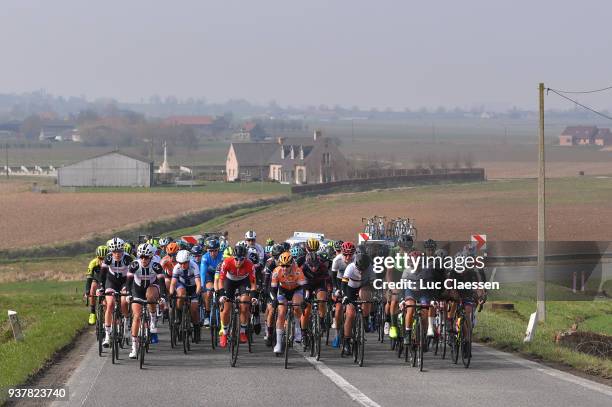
[200,238,223,327]
[169,250,202,334]
[399,238,441,346]
[271,252,306,354]
[126,243,166,357]
[263,244,284,346]
[341,252,375,354]
[158,237,173,258]
[161,242,180,293]
[247,249,263,333]
[97,237,133,348]
[244,230,265,267]
[218,244,257,347]
[191,245,204,265]
[85,245,107,325]
[385,234,413,340]
[330,241,355,348]
[300,250,331,342]
[264,238,275,259]
[124,242,135,257]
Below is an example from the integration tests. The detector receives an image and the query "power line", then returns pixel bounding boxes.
[546,87,612,121]
[550,85,612,94]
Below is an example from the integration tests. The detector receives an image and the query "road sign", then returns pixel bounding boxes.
[358,233,370,243]
[471,234,487,251]
[181,235,202,245]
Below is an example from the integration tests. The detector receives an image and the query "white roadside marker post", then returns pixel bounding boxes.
[8,310,24,341]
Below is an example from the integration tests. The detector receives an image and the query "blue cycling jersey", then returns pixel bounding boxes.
[200,251,224,283]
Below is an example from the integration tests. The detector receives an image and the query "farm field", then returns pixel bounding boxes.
[0,178,285,250]
[221,177,612,242]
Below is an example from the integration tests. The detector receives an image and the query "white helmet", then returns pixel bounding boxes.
[137,243,155,258]
[107,237,125,252]
[176,250,191,263]
[244,230,256,240]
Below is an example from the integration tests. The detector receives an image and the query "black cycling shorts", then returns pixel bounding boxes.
[223,278,250,301]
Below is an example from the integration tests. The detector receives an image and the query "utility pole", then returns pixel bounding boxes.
[5,143,9,178]
[537,83,546,322]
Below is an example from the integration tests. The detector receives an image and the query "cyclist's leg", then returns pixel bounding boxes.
[293,289,304,342]
[274,290,288,353]
[317,288,327,319]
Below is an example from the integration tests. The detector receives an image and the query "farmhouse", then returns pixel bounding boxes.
[559,126,611,146]
[163,115,229,137]
[58,150,153,187]
[226,130,348,184]
[232,121,267,142]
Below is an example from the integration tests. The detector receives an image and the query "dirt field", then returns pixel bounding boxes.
[0,179,277,250]
[222,178,612,243]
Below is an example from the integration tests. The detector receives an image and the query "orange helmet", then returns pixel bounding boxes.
[278,252,293,266]
[166,242,180,255]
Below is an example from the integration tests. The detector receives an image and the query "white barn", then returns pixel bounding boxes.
[58,151,153,187]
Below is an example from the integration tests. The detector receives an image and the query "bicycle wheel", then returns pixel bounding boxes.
[210,304,218,349]
[314,313,322,361]
[353,316,360,364]
[461,318,472,368]
[139,315,146,369]
[411,317,419,367]
[97,302,104,357]
[451,318,460,365]
[419,319,425,372]
[358,316,366,367]
[169,306,176,349]
[111,310,118,364]
[230,308,240,367]
[284,312,293,369]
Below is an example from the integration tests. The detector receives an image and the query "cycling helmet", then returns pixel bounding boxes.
[271,244,284,258]
[397,234,414,250]
[424,239,437,250]
[278,252,293,266]
[333,240,344,252]
[318,250,330,262]
[248,250,259,264]
[96,245,108,258]
[207,238,220,250]
[177,240,190,250]
[282,242,291,252]
[166,242,179,255]
[123,242,132,254]
[290,245,305,259]
[306,238,320,252]
[176,250,191,263]
[107,237,125,252]
[234,244,248,259]
[220,239,229,252]
[137,243,155,258]
[355,252,372,271]
[159,237,170,247]
[266,238,274,246]
[244,230,256,240]
[223,246,234,259]
[327,241,335,248]
[305,252,320,268]
[190,245,204,256]
[341,241,356,256]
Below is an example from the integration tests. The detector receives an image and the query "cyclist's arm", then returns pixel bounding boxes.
[199,255,209,282]
[153,263,167,297]
[269,270,279,300]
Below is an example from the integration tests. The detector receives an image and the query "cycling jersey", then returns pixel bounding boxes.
[160,255,176,277]
[87,257,103,277]
[219,258,255,284]
[200,251,224,284]
[127,259,166,300]
[271,264,306,291]
[172,260,200,287]
[245,243,265,265]
[301,258,330,285]
[343,263,375,289]
[102,253,133,277]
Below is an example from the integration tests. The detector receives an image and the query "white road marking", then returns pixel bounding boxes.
[304,356,382,407]
[476,345,612,397]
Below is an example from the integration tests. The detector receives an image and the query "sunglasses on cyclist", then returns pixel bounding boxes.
[234,256,245,261]
[139,255,151,259]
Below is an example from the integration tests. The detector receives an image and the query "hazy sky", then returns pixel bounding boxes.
[2,0,612,110]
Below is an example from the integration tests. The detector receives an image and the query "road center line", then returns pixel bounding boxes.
[304,356,382,407]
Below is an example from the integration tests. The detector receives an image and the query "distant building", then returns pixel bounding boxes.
[58,151,153,187]
[162,115,229,137]
[226,130,348,184]
[226,142,278,181]
[595,128,612,146]
[559,126,599,146]
[39,121,76,142]
[232,121,267,142]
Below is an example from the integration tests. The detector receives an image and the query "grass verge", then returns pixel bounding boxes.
[0,281,88,401]
[475,298,612,379]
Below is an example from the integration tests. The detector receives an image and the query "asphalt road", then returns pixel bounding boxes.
[52,320,611,407]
